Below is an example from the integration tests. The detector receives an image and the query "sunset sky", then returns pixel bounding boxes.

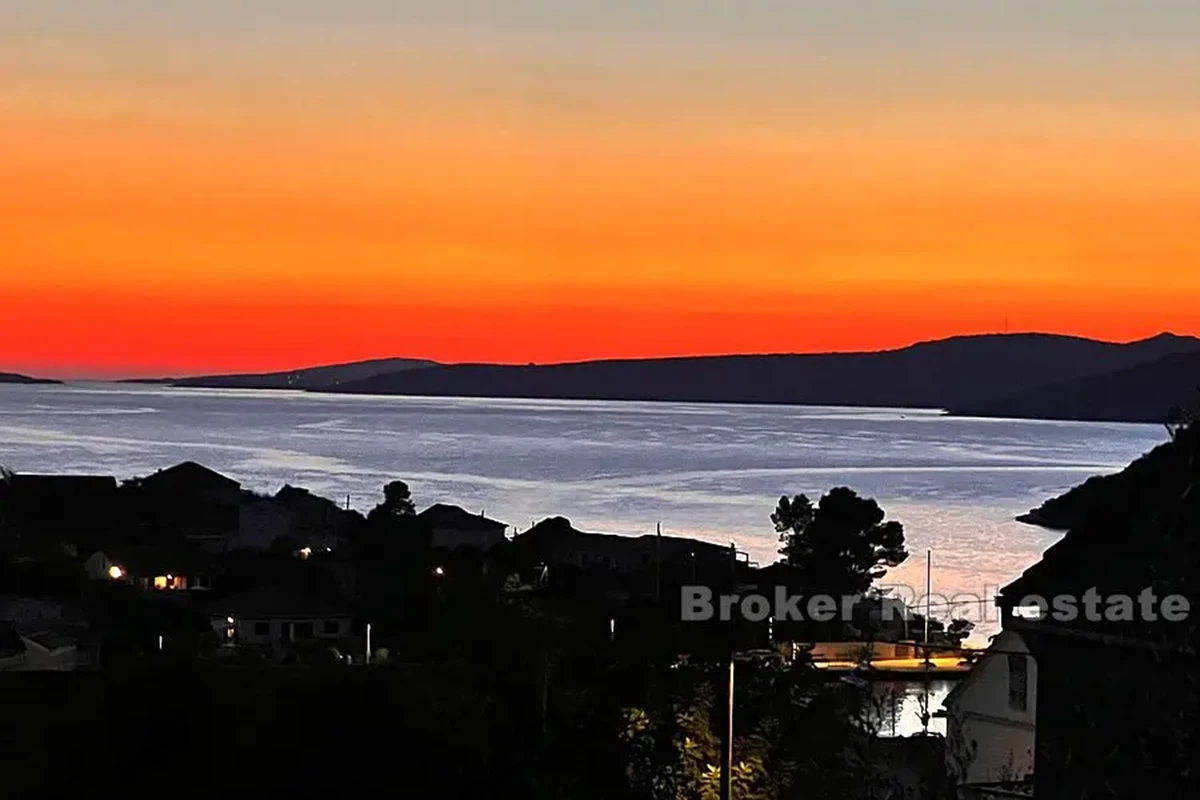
[4,1,1200,378]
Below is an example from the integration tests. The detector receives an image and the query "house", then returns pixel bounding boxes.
[208,587,352,650]
[0,623,81,672]
[514,517,735,576]
[17,631,78,671]
[993,424,1197,798]
[418,504,509,551]
[275,485,360,550]
[131,462,241,551]
[0,473,120,554]
[84,546,213,591]
[1,596,96,669]
[236,486,362,552]
[943,629,1036,792]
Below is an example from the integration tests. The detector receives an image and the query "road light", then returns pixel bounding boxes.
[433,566,445,577]
[107,565,124,580]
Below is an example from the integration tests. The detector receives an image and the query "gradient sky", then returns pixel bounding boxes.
[3,1,1200,378]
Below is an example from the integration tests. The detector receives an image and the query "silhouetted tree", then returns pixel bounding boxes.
[368,480,415,522]
[772,494,815,566]
[773,488,908,596]
[945,618,975,646]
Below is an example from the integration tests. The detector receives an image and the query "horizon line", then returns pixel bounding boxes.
[7,328,1194,383]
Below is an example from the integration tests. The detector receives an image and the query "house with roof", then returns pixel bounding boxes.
[418,503,509,551]
[515,517,735,574]
[208,587,353,651]
[237,485,362,552]
[17,630,79,671]
[129,462,241,551]
[943,629,1036,794]
[0,624,82,672]
[992,424,1197,798]
[84,545,213,591]
[0,473,120,554]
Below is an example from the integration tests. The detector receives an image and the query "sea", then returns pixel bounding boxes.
[0,382,1164,644]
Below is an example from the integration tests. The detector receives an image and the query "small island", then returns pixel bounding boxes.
[0,372,60,385]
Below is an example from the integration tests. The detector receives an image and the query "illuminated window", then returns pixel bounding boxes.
[153,576,168,590]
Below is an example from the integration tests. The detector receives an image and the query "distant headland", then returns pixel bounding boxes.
[90,332,1200,425]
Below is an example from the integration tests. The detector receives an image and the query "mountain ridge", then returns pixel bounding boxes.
[98,332,1200,422]
[317,332,1200,416]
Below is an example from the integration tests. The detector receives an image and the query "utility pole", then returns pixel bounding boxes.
[720,656,734,800]
[655,522,662,605]
[924,549,932,645]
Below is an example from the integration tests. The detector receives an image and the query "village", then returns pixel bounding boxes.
[0,435,1194,799]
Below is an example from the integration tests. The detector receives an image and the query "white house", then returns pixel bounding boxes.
[208,587,352,651]
[18,631,78,671]
[943,629,1037,790]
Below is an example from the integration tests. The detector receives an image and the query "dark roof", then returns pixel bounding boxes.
[276,485,339,508]
[418,504,507,531]
[3,475,120,531]
[209,587,350,620]
[9,474,118,493]
[516,517,731,558]
[20,630,77,652]
[7,474,118,510]
[141,462,240,491]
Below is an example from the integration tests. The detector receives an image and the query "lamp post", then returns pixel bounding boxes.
[720,656,734,800]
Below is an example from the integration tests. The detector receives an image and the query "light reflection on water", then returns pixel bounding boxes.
[868,680,955,738]
[1,383,1164,641]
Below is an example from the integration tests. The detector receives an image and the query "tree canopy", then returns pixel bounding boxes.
[773,487,908,596]
[368,480,415,522]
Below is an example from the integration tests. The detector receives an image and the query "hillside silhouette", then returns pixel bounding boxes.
[315,333,1199,412]
[0,372,59,385]
[956,345,1200,423]
[166,357,438,390]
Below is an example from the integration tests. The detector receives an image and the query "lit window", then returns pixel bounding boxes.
[107,565,124,580]
[1012,605,1043,620]
[153,576,168,590]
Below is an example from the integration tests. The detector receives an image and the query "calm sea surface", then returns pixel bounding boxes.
[0,382,1164,643]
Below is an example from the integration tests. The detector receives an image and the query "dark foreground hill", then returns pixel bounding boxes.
[165,358,438,390]
[956,348,1200,424]
[1017,423,1197,530]
[0,372,59,385]
[319,333,1200,412]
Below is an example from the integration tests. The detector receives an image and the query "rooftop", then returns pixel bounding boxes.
[418,503,507,531]
[141,461,241,491]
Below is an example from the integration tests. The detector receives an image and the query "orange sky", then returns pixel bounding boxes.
[3,3,1200,378]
